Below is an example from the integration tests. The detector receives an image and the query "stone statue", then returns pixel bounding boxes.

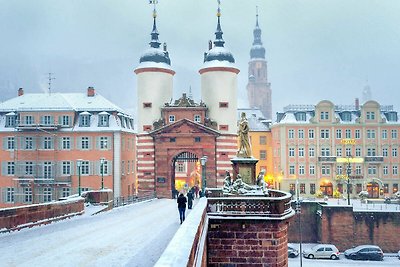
[237,112,252,158]
[256,170,268,195]
[222,170,232,193]
[223,173,269,196]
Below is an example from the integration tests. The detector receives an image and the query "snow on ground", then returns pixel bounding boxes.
[0,199,189,267]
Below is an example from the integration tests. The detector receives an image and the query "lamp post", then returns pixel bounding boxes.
[200,156,208,196]
[100,158,105,190]
[77,159,82,196]
[296,179,303,267]
[346,159,352,205]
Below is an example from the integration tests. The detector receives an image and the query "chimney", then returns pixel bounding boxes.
[208,40,212,50]
[18,88,24,96]
[355,98,360,110]
[87,86,95,97]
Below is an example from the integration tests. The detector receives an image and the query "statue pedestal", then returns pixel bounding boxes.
[231,157,259,185]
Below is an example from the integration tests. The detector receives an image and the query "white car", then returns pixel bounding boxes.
[303,244,340,260]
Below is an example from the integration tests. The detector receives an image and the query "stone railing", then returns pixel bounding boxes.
[206,189,294,220]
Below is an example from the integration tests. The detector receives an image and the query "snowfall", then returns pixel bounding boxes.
[0,198,399,267]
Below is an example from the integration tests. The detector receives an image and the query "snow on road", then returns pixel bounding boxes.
[0,199,183,267]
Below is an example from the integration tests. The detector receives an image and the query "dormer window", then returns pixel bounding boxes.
[366,111,375,120]
[98,112,110,127]
[295,112,306,121]
[169,115,175,123]
[60,115,70,126]
[386,112,397,122]
[41,115,53,125]
[25,115,34,125]
[320,111,329,120]
[79,112,91,127]
[341,112,352,122]
[5,112,17,127]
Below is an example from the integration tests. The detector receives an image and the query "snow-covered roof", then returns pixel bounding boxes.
[237,108,270,131]
[202,46,238,69]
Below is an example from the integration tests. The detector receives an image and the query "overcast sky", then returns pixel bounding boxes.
[1,0,400,117]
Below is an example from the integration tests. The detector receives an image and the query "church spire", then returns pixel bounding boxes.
[149,1,161,48]
[214,0,225,47]
[250,6,265,59]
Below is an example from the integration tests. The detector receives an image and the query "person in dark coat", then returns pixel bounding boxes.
[187,190,194,209]
[177,193,187,224]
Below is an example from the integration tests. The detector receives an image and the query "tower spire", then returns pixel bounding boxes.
[149,0,161,48]
[250,6,265,59]
[214,0,225,47]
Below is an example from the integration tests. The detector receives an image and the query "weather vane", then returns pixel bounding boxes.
[217,0,221,17]
[149,0,158,18]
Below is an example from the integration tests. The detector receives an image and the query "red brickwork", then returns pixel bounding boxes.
[0,198,84,232]
[207,219,290,267]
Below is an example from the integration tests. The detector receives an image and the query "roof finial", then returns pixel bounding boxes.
[256,6,259,27]
[214,0,225,47]
[149,0,161,48]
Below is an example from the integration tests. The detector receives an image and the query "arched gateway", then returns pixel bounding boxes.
[171,152,200,197]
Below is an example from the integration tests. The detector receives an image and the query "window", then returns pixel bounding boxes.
[6,188,15,202]
[309,147,315,157]
[121,161,125,175]
[24,187,32,203]
[392,129,398,139]
[355,129,361,139]
[98,114,109,127]
[170,137,176,142]
[81,161,90,175]
[43,162,52,178]
[320,129,330,139]
[393,165,398,175]
[296,112,306,121]
[366,111,375,120]
[309,165,315,175]
[321,165,330,175]
[100,160,108,175]
[346,147,352,157]
[6,115,17,127]
[194,115,201,123]
[80,114,90,127]
[176,162,186,172]
[336,129,342,139]
[219,102,228,108]
[383,166,388,175]
[62,188,70,198]
[289,165,295,175]
[383,148,388,157]
[25,162,34,175]
[7,162,15,175]
[300,183,306,194]
[43,136,53,149]
[25,137,34,150]
[81,137,90,150]
[393,184,398,193]
[43,187,52,202]
[7,137,15,150]
[308,129,314,139]
[320,111,329,120]
[367,148,376,156]
[194,137,201,143]
[382,129,388,139]
[298,147,304,157]
[143,102,152,108]
[288,129,294,139]
[42,115,52,125]
[298,129,304,139]
[219,125,228,131]
[62,137,71,150]
[61,115,70,126]
[336,147,342,157]
[356,165,362,175]
[384,184,389,194]
[62,161,71,175]
[259,150,266,160]
[337,165,343,175]
[99,137,108,149]
[289,148,295,157]
[392,148,398,157]
[299,165,305,175]
[310,183,316,195]
[289,183,295,194]
[321,147,330,156]
[345,129,351,138]
[355,147,361,157]
[259,136,266,145]
[367,129,375,139]
[25,115,34,125]
[368,165,377,175]
[168,115,175,123]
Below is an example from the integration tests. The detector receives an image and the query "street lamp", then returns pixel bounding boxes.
[77,159,83,196]
[346,160,352,205]
[100,158,105,189]
[200,156,208,197]
[296,179,303,267]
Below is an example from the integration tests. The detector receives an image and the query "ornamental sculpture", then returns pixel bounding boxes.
[237,112,252,158]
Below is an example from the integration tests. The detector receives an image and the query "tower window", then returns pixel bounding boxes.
[143,125,152,131]
[219,125,228,131]
[219,102,229,108]
[194,137,201,142]
[194,115,201,123]
[143,102,152,108]
[169,115,175,123]
[170,137,176,142]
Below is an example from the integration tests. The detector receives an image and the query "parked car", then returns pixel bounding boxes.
[398,250,400,259]
[303,244,340,260]
[288,245,299,258]
[344,245,384,261]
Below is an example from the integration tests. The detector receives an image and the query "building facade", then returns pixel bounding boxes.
[135,5,238,198]
[246,12,272,120]
[0,87,136,207]
[272,100,400,199]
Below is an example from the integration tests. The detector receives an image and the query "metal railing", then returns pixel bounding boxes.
[113,192,156,208]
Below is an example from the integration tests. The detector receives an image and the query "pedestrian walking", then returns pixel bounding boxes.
[187,190,194,209]
[177,193,187,224]
[194,185,199,198]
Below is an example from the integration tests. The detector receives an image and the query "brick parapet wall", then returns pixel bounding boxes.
[0,197,84,232]
[207,219,290,267]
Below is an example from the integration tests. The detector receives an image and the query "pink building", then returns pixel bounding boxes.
[272,100,400,199]
[0,87,136,207]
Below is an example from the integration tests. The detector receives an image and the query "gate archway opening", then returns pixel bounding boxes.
[367,182,380,198]
[171,152,200,195]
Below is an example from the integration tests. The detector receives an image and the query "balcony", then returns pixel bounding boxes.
[16,123,60,130]
[318,156,337,162]
[364,156,384,163]
[15,176,72,186]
